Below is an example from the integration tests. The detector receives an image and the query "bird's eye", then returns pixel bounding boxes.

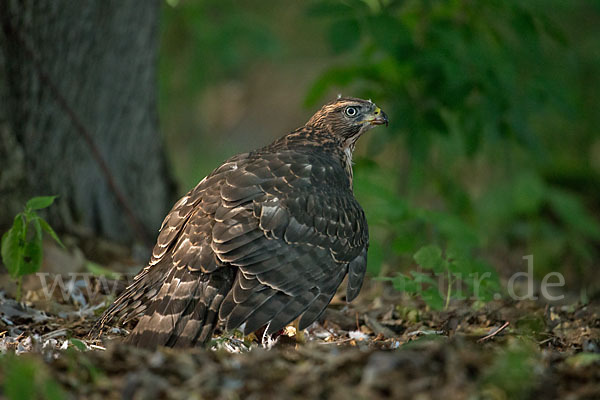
[345,106,358,117]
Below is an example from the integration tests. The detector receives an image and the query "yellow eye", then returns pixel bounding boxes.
[345,106,358,117]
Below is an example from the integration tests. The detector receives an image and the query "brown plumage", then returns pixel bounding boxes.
[92,97,388,348]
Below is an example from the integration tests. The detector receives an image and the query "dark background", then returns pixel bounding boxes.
[160,0,600,297]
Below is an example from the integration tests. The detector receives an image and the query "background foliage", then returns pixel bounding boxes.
[159,0,600,300]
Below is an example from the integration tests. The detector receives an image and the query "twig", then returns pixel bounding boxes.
[444,271,452,310]
[0,9,150,245]
[538,337,554,345]
[42,329,68,340]
[363,314,397,338]
[318,337,355,345]
[406,329,444,337]
[477,321,509,343]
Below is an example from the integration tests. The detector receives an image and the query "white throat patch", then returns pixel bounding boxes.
[343,142,355,187]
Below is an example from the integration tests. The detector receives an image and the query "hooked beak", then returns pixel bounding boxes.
[367,107,389,127]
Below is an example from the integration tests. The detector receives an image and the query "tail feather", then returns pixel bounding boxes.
[169,272,231,347]
[297,291,335,330]
[92,255,235,349]
[125,266,234,348]
[91,261,171,337]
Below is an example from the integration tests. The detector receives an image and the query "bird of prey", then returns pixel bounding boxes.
[93,97,388,348]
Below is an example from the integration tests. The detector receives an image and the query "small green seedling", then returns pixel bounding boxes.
[383,244,500,310]
[1,196,64,301]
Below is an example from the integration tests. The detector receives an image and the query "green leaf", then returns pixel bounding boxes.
[391,234,418,255]
[547,188,600,240]
[32,217,42,239]
[482,340,539,398]
[387,274,419,293]
[419,211,480,250]
[328,18,360,53]
[85,261,122,280]
[1,354,67,400]
[414,245,446,273]
[449,258,474,276]
[3,355,37,400]
[422,286,445,310]
[38,217,65,248]
[1,214,26,278]
[25,195,57,211]
[513,172,545,215]
[411,271,439,286]
[20,239,43,276]
[70,338,88,351]
[367,14,411,55]
[17,218,43,276]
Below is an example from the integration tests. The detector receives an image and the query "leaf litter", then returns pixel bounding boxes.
[0,268,599,399]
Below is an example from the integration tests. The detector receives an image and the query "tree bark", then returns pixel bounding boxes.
[0,0,175,246]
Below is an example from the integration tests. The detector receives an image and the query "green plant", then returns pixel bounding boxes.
[383,244,500,310]
[306,0,600,295]
[1,196,63,301]
[480,338,541,400]
[355,162,501,308]
[0,354,66,400]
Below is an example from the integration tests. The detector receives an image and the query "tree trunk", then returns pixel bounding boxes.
[0,0,175,246]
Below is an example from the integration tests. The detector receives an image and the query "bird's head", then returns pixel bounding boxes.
[305,97,388,147]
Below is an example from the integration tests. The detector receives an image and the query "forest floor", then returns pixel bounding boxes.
[0,250,599,399]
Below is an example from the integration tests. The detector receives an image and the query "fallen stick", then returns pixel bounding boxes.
[477,321,509,343]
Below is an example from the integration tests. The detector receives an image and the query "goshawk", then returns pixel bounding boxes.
[94,97,388,348]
